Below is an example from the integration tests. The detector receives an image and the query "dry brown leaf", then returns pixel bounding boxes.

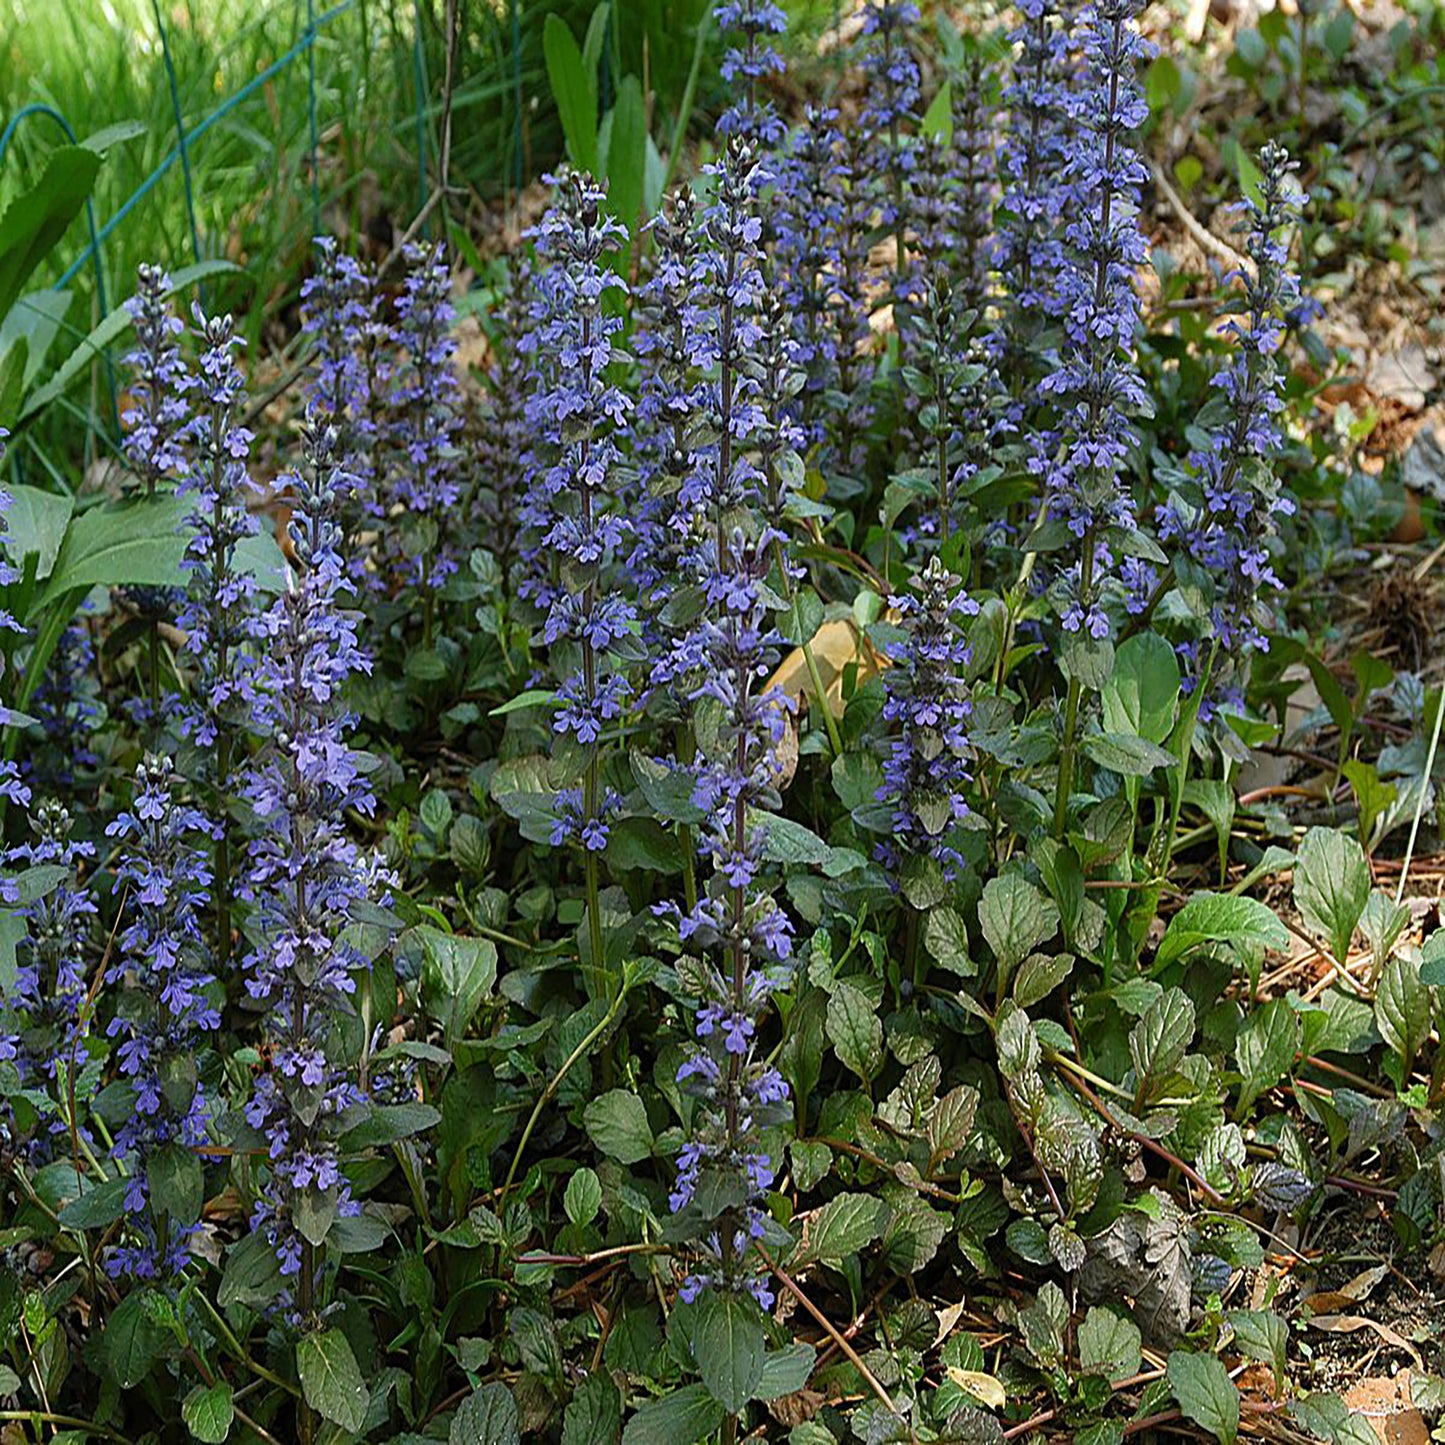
[767,616,890,720]
[1305,1313,1423,1371]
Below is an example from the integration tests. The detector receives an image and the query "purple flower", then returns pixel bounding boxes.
[240,421,383,1294]
[123,265,191,494]
[386,243,463,594]
[525,173,636,858]
[876,557,977,876]
[0,802,97,1162]
[103,755,217,1278]
[1161,142,1305,701]
[716,0,788,146]
[1035,0,1152,640]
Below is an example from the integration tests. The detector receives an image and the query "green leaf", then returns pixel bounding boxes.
[1227,1309,1286,1392]
[1167,1350,1239,1445]
[217,1230,283,1310]
[779,585,825,647]
[297,1329,369,1435]
[692,1290,765,1414]
[562,1374,621,1445]
[825,981,883,1081]
[55,1174,129,1230]
[1234,999,1300,1115]
[1078,1306,1142,1383]
[604,74,648,236]
[755,1343,817,1401]
[1294,827,1370,964]
[1129,987,1195,1092]
[924,903,974,977]
[583,1089,653,1165]
[340,1101,442,1151]
[1154,893,1288,972]
[489,687,558,717]
[0,291,73,396]
[1375,953,1429,1073]
[1082,731,1178,777]
[148,1142,204,1226]
[0,146,102,322]
[621,1384,722,1445]
[417,926,497,1046]
[1421,932,1445,988]
[100,1288,166,1390]
[1103,633,1180,744]
[182,1381,235,1443]
[32,493,189,613]
[979,874,1058,988]
[564,1167,602,1228]
[544,15,598,174]
[450,1382,520,1444]
[3,484,73,580]
[920,81,953,142]
[795,1191,890,1266]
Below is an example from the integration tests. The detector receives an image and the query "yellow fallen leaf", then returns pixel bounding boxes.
[767,616,891,720]
[945,1367,1006,1410]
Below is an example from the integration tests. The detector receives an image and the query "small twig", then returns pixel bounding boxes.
[1150,159,1252,278]
[755,1244,901,1418]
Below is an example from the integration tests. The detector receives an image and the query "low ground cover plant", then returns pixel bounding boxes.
[0,1,1441,1443]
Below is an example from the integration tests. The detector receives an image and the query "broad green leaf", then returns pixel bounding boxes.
[1078,1306,1142,1382]
[1083,731,1177,777]
[604,74,648,236]
[564,1167,602,1228]
[1421,932,1445,988]
[755,1343,817,1401]
[56,1174,129,1229]
[148,1141,204,1226]
[3,484,73,580]
[217,1230,283,1310]
[927,1083,979,1163]
[0,290,73,393]
[297,1329,369,1435]
[1154,893,1287,972]
[417,926,497,1046]
[1102,633,1180,744]
[1167,1350,1239,1445]
[340,1101,441,1150]
[924,904,974,977]
[621,1383,722,1445]
[101,1288,166,1390]
[33,493,189,613]
[1375,953,1429,1072]
[583,1089,653,1165]
[920,81,953,142]
[1234,999,1300,1115]
[1129,987,1195,1093]
[451,1381,521,1444]
[182,1381,235,1443]
[1227,1309,1287,1392]
[979,874,1058,987]
[562,1374,621,1445]
[795,1191,889,1266]
[1294,827,1369,965]
[825,980,883,1081]
[544,15,599,174]
[692,1290,765,1414]
[0,146,102,321]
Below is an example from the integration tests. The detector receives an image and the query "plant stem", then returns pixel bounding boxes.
[499,989,625,1206]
